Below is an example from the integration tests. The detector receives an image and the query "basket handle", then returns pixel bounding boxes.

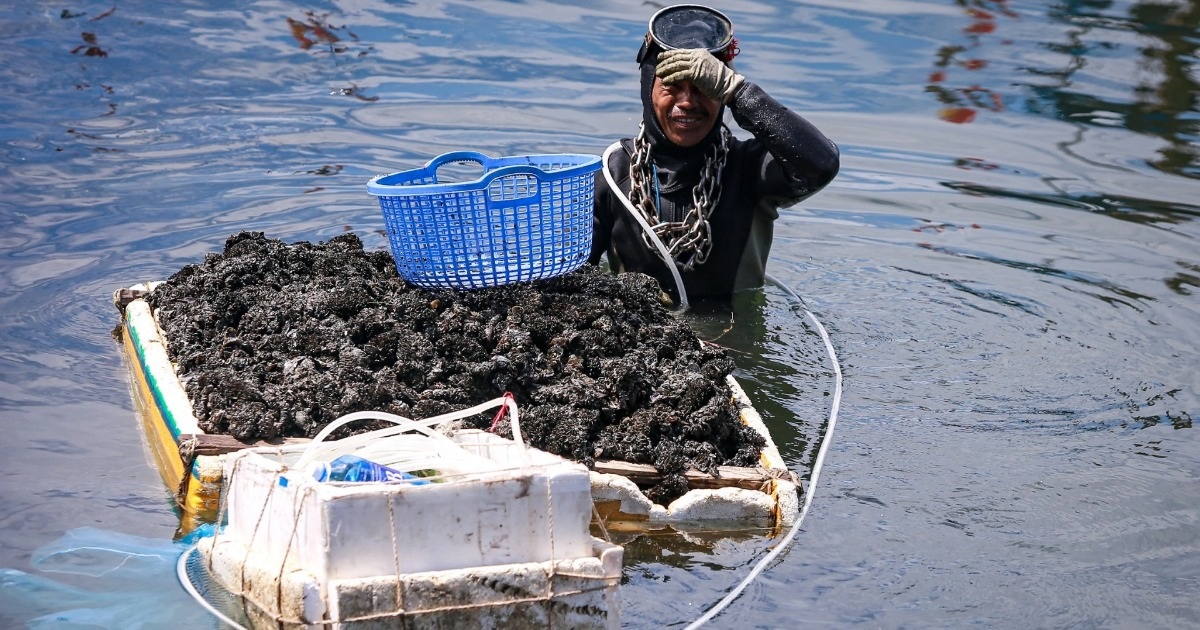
[425,150,494,172]
[477,164,552,203]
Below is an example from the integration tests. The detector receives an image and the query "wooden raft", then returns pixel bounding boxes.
[177,433,784,491]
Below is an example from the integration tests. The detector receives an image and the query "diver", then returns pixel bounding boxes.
[590,4,840,303]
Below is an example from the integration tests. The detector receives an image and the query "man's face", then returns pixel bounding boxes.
[652,77,720,148]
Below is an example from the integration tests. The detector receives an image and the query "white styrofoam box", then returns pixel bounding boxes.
[222,429,595,583]
[201,533,623,629]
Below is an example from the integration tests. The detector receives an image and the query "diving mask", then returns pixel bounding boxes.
[636,4,739,64]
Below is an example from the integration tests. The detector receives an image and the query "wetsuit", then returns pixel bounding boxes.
[590,62,840,300]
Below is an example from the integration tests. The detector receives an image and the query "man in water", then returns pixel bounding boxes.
[590,5,840,302]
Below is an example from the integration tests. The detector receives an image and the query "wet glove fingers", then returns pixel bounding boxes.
[655,48,745,104]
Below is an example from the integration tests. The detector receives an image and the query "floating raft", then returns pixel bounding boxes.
[114,284,801,535]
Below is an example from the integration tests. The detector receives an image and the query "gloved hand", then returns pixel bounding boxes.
[655,48,745,104]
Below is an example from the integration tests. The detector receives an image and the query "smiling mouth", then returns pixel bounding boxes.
[669,112,707,129]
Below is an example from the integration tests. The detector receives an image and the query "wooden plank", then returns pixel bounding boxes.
[174,436,792,492]
[113,287,148,311]
[592,459,777,491]
[592,499,650,523]
[177,433,310,456]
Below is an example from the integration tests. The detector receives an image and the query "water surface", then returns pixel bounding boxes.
[1,0,1196,628]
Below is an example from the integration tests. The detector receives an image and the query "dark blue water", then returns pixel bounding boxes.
[1,1,1196,628]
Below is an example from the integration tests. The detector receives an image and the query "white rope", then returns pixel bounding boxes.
[606,134,844,625]
[176,543,251,630]
[602,141,691,310]
[179,396,530,627]
[684,273,843,629]
[293,396,528,473]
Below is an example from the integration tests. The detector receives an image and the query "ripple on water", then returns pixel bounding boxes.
[0,1,1197,627]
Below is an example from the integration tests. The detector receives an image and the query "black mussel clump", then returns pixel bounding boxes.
[146,231,764,503]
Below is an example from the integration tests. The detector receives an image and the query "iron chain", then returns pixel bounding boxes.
[628,124,729,272]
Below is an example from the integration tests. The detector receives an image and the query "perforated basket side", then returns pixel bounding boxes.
[368,153,599,289]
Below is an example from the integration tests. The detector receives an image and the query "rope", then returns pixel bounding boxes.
[234,457,267,623]
[177,455,253,630]
[387,494,404,609]
[683,273,843,629]
[273,484,315,627]
[178,396,566,626]
[590,501,612,544]
[176,435,199,509]
[176,543,251,630]
[292,396,531,474]
[177,544,618,630]
[606,141,845,626]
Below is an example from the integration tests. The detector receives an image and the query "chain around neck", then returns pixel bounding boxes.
[628,123,729,271]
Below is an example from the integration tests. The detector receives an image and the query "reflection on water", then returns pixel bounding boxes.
[945,180,1200,225]
[1,0,1197,628]
[616,524,783,625]
[926,0,1199,178]
[1038,0,1200,178]
[925,0,1017,123]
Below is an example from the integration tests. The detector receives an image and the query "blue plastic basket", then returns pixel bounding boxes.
[367,151,600,289]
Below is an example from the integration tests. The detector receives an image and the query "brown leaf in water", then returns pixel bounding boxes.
[73,32,108,57]
[287,13,342,50]
[939,107,976,124]
[90,6,116,21]
[308,23,339,45]
[287,17,315,49]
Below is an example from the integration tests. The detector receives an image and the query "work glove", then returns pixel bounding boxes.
[655,48,745,104]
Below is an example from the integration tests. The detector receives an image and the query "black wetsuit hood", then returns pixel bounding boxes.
[636,56,726,192]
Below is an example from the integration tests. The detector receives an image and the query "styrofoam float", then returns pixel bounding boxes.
[200,427,621,628]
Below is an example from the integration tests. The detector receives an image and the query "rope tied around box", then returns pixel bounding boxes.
[176,435,200,508]
[180,396,618,628]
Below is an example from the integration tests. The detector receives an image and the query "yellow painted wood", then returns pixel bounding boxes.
[122,304,223,526]
[123,322,186,493]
